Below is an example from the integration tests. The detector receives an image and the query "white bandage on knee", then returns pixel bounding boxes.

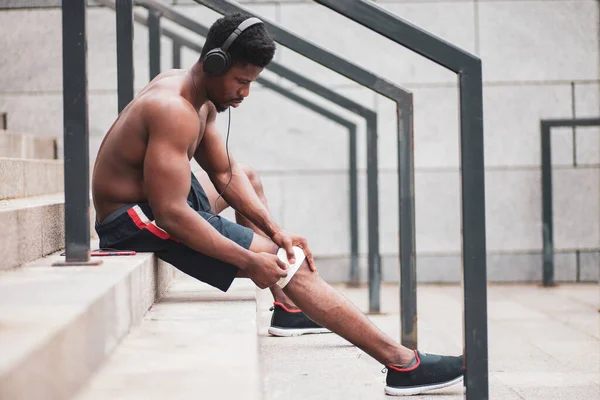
[275,246,306,289]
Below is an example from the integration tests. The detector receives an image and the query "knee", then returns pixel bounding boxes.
[239,164,263,192]
[275,247,312,289]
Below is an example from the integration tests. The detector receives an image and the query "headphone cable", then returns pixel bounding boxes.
[207,107,233,223]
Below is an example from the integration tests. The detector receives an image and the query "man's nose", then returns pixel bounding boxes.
[239,84,250,98]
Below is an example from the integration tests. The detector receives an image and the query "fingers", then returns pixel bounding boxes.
[274,255,288,272]
[297,238,316,272]
[283,238,295,264]
[269,254,288,281]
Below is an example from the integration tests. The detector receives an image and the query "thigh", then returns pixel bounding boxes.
[159,211,257,291]
[199,210,254,250]
[194,168,230,214]
[248,230,279,254]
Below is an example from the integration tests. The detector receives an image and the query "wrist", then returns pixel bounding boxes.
[262,218,280,239]
[237,249,256,271]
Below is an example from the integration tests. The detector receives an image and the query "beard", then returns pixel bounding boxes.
[207,91,242,113]
[212,101,228,113]
[207,93,228,113]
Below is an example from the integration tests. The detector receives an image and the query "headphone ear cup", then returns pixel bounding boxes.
[202,48,231,75]
[221,51,231,74]
[202,49,228,75]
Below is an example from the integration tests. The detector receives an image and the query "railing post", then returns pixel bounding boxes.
[172,41,182,69]
[349,124,360,287]
[539,117,599,287]
[460,62,489,400]
[541,121,555,287]
[55,0,100,267]
[116,0,135,113]
[366,116,381,313]
[148,10,162,80]
[398,100,417,349]
[1,112,6,130]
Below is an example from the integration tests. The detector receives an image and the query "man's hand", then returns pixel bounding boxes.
[247,252,289,289]
[271,230,316,272]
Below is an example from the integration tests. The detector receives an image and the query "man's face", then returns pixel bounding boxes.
[205,62,263,113]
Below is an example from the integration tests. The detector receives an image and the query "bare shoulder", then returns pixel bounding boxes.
[143,92,199,143]
[143,92,197,125]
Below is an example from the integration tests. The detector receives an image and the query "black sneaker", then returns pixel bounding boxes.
[385,350,464,396]
[268,302,331,337]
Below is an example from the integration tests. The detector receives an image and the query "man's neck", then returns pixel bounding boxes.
[185,64,209,111]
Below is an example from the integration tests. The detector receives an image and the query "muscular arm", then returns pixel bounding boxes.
[194,106,280,237]
[143,100,255,269]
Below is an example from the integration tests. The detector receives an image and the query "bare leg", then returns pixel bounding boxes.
[248,234,415,367]
[199,166,416,367]
[196,165,298,310]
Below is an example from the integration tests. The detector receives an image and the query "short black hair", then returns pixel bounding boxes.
[200,13,276,68]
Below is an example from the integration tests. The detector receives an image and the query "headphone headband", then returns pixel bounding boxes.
[221,17,263,52]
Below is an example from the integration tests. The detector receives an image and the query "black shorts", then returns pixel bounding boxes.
[95,173,254,292]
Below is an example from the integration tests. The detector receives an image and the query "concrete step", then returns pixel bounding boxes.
[0,157,64,200]
[0,193,65,271]
[0,245,174,400]
[0,131,57,160]
[75,274,261,400]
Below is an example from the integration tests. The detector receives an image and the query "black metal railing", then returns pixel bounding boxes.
[56,0,490,395]
[540,117,600,287]
[1,112,7,130]
[312,1,488,399]
[55,0,101,267]
[116,0,134,113]
[148,10,161,80]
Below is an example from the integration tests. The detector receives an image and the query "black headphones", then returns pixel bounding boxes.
[202,17,264,76]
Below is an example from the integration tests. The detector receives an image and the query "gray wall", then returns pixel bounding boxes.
[1,0,598,283]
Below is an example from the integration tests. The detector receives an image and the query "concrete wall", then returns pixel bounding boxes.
[1,0,598,282]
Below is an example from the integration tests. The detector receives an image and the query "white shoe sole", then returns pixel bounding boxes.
[268,327,331,337]
[384,375,464,396]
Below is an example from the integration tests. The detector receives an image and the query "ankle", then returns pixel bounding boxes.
[388,348,417,368]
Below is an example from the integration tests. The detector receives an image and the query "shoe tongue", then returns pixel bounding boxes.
[403,356,418,369]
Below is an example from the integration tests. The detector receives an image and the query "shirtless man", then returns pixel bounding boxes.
[92,13,464,396]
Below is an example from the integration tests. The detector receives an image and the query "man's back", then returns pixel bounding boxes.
[92,70,206,223]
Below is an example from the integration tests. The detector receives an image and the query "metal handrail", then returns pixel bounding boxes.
[56,0,102,267]
[313,1,488,398]
[540,117,600,287]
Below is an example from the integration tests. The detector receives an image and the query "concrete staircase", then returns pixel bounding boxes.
[0,130,174,400]
[0,131,64,271]
[0,129,259,400]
